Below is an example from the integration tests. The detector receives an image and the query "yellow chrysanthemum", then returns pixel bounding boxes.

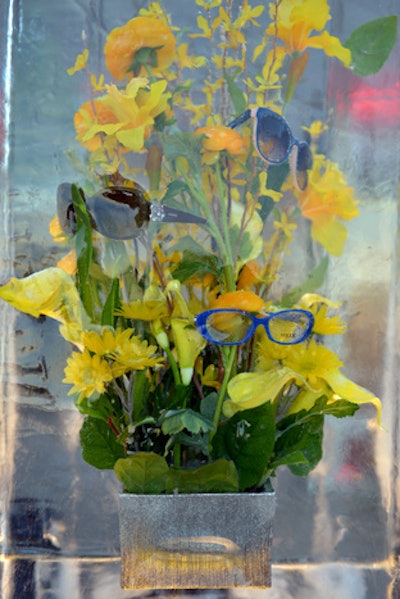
[82,327,121,356]
[63,349,113,401]
[104,16,176,81]
[111,332,163,377]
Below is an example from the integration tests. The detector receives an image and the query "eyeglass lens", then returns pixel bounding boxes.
[267,311,311,344]
[203,310,311,345]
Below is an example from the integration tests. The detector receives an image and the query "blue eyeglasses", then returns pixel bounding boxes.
[57,182,206,240]
[228,107,313,191]
[195,308,314,346]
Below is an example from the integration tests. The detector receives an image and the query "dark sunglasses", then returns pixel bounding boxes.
[57,182,206,240]
[228,107,313,191]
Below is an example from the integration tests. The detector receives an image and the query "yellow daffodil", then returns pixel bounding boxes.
[74,98,119,152]
[104,16,176,80]
[100,78,172,152]
[227,337,381,422]
[293,154,359,256]
[0,268,88,347]
[268,0,351,66]
[224,366,296,417]
[63,349,113,402]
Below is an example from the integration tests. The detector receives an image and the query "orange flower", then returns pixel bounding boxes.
[74,99,118,151]
[237,260,260,289]
[212,290,265,312]
[195,126,246,155]
[104,17,176,81]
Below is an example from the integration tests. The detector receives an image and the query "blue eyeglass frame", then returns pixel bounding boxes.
[228,107,313,190]
[195,308,314,346]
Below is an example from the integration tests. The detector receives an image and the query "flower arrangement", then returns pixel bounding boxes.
[1,1,396,495]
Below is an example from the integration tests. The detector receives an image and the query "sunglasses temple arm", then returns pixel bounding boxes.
[289,144,302,192]
[228,109,252,129]
[150,204,207,225]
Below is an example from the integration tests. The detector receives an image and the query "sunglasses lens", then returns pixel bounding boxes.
[256,112,291,163]
[296,142,313,191]
[86,185,151,240]
[57,183,78,234]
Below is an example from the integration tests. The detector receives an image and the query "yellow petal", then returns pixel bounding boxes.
[224,367,296,416]
[0,267,88,346]
[324,370,382,424]
[307,32,352,67]
[67,49,89,75]
[170,318,206,385]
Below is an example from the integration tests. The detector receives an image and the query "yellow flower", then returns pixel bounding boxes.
[82,327,120,355]
[293,154,359,256]
[226,337,381,422]
[56,251,77,276]
[170,318,206,385]
[101,78,172,152]
[63,349,113,402]
[273,211,297,244]
[74,98,119,152]
[0,268,87,347]
[268,0,351,66]
[195,357,221,390]
[177,43,207,69]
[224,366,296,417]
[104,16,176,81]
[298,293,346,335]
[67,49,89,75]
[111,330,163,377]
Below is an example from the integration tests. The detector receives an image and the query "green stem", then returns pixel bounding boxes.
[176,165,235,289]
[214,161,236,292]
[209,346,237,444]
[164,345,182,386]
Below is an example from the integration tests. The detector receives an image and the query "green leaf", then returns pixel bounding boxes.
[273,414,324,477]
[172,252,219,283]
[75,394,117,422]
[162,132,203,172]
[160,409,214,435]
[166,459,239,493]
[280,256,329,307]
[200,392,219,421]
[80,417,124,470]
[71,184,95,320]
[162,180,190,204]
[271,396,358,477]
[101,278,120,326]
[224,71,247,115]
[213,402,276,491]
[114,452,170,494]
[345,16,398,76]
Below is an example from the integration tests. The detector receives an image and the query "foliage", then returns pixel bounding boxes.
[0,0,394,493]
